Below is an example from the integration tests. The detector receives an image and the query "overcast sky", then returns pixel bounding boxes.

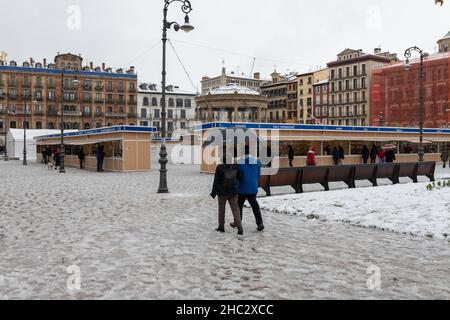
[1,0,449,92]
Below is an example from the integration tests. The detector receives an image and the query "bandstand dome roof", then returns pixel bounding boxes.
[208,83,260,96]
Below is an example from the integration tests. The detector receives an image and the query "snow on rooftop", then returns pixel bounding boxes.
[138,82,197,95]
[207,83,260,96]
[7,129,77,141]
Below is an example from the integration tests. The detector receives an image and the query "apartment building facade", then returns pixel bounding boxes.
[201,67,264,95]
[312,79,330,125]
[260,71,295,123]
[0,53,138,147]
[371,52,450,128]
[297,68,329,124]
[138,83,196,138]
[327,48,397,126]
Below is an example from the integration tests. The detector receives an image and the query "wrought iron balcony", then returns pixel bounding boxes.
[95,85,104,91]
[47,110,57,116]
[58,110,82,116]
[127,113,137,118]
[7,94,18,100]
[16,110,32,115]
[106,112,127,118]
[82,111,92,117]
[34,110,44,116]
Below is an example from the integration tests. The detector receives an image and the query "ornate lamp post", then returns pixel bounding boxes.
[60,64,79,173]
[404,46,425,162]
[158,0,194,193]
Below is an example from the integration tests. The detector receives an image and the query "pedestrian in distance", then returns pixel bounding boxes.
[288,145,294,168]
[370,144,378,164]
[332,147,340,165]
[78,148,86,170]
[96,145,105,172]
[338,145,345,165]
[53,149,61,170]
[378,149,386,164]
[385,149,396,163]
[306,146,316,166]
[210,149,244,235]
[231,145,265,232]
[441,147,449,168]
[362,145,370,164]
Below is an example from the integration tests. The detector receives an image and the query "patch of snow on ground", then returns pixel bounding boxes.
[258,174,450,240]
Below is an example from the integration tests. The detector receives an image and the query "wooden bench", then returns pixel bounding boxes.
[259,162,436,196]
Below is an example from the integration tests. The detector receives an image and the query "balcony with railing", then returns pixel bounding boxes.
[8,81,17,87]
[7,94,18,100]
[58,110,82,116]
[106,112,127,118]
[82,110,92,117]
[94,112,104,118]
[95,85,104,91]
[47,110,58,116]
[34,83,43,89]
[83,84,92,91]
[95,99,104,104]
[34,109,44,116]
[127,113,137,118]
[83,97,92,103]
[16,109,32,115]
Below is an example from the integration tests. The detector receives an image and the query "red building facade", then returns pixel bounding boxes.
[313,80,329,124]
[371,52,450,128]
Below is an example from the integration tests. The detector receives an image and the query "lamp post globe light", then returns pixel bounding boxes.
[404,46,425,162]
[60,64,79,173]
[158,0,194,194]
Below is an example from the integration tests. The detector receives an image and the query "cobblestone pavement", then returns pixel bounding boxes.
[0,161,449,300]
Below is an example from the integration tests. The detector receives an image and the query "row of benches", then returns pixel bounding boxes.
[258,162,436,196]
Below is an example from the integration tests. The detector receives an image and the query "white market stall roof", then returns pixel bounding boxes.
[7,129,78,142]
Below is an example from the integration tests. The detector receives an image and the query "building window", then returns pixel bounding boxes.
[154,109,160,118]
[141,108,147,118]
[9,121,16,129]
[181,109,186,119]
[47,122,54,129]
[180,122,186,129]
[143,97,149,106]
[152,98,158,106]
[176,99,183,107]
[184,99,191,108]
[168,98,174,107]
[168,109,173,119]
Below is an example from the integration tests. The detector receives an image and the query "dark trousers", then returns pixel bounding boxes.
[79,159,84,169]
[238,194,263,226]
[289,159,293,167]
[370,158,376,164]
[363,158,368,164]
[97,158,104,172]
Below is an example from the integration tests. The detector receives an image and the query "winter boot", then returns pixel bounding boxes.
[215,227,225,233]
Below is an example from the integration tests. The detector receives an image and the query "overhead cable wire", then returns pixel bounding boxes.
[168,39,199,93]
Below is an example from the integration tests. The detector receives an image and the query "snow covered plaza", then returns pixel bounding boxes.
[1,161,450,300]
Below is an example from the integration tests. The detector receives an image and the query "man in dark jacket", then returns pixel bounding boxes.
[385,149,396,163]
[233,145,264,232]
[338,145,345,165]
[78,148,86,169]
[96,146,105,172]
[370,144,378,164]
[288,145,294,167]
[211,151,243,235]
[53,149,61,170]
[362,145,370,164]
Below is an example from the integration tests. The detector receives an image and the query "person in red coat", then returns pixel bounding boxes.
[306,146,317,166]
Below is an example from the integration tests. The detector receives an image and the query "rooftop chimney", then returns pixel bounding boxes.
[102,63,106,71]
[43,58,47,67]
[90,62,94,70]
[374,47,382,54]
[254,72,260,80]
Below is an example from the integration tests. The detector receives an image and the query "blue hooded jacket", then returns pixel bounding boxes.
[237,156,261,195]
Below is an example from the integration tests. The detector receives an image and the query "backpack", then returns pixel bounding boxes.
[222,165,237,189]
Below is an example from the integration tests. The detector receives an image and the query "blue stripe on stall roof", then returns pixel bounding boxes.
[34,126,156,140]
[193,122,450,135]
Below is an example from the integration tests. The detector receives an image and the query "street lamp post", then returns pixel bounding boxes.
[404,46,425,162]
[59,65,79,173]
[158,0,194,193]
[23,108,28,166]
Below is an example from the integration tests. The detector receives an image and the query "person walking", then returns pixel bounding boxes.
[370,144,378,164]
[441,147,449,168]
[232,145,264,232]
[332,147,340,165]
[78,148,86,169]
[288,145,294,168]
[385,149,396,163]
[378,148,386,164]
[53,149,61,170]
[338,145,345,165]
[306,146,316,166]
[362,145,370,164]
[96,145,105,172]
[210,150,243,235]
